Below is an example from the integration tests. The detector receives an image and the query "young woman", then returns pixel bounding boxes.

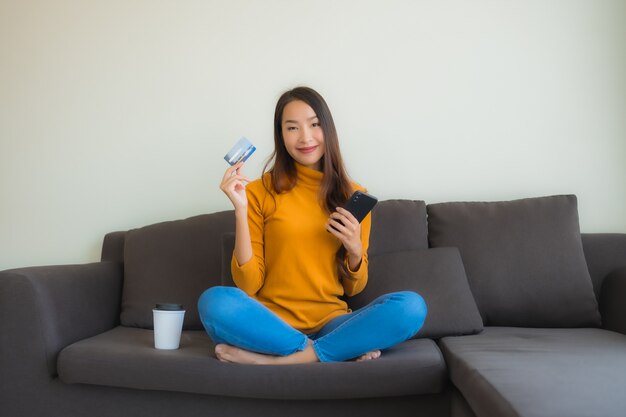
[198,86,427,364]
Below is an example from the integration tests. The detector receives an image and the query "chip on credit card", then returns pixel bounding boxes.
[224,137,256,166]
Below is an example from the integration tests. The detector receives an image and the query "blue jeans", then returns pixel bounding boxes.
[197,286,427,362]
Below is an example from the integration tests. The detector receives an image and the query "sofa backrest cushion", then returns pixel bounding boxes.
[367,199,429,256]
[121,211,235,329]
[221,232,236,287]
[348,247,484,339]
[427,195,601,327]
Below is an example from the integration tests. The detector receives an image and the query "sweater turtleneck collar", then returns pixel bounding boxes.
[295,162,323,188]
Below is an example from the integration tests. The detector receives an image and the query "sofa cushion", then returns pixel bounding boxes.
[348,248,483,339]
[581,233,626,297]
[221,232,236,287]
[368,199,429,257]
[121,212,235,330]
[57,326,447,400]
[439,327,626,417]
[427,195,601,327]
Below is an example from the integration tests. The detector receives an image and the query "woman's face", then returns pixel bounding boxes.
[281,100,325,171]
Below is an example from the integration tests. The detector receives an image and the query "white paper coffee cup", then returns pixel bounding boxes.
[153,303,185,350]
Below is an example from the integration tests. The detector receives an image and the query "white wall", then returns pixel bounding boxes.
[1,0,625,271]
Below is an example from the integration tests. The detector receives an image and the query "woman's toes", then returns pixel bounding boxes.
[215,344,232,362]
[356,350,382,361]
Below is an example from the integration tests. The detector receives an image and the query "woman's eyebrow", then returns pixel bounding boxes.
[284,116,319,124]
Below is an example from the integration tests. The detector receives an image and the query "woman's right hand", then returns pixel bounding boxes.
[220,162,251,212]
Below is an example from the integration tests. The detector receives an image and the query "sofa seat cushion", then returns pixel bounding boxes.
[58,326,447,400]
[439,327,626,417]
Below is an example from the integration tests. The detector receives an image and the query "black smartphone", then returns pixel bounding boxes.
[341,191,378,223]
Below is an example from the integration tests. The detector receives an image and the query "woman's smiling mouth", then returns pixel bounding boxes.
[297,146,318,154]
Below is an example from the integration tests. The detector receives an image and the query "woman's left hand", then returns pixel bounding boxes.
[327,207,362,267]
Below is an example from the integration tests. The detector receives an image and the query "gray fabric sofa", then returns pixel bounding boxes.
[1,194,625,417]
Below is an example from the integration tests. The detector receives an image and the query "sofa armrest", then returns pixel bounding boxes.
[0,262,122,380]
[581,233,626,299]
[599,267,626,335]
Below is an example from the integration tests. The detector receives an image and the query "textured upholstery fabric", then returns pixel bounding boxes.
[368,199,429,256]
[452,387,478,417]
[16,380,451,417]
[221,232,236,286]
[440,327,626,417]
[121,212,235,329]
[427,195,601,327]
[581,233,626,298]
[101,231,126,263]
[348,248,483,339]
[0,262,122,377]
[58,326,447,400]
[600,267,626,335]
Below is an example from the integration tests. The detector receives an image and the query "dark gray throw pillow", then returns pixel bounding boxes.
[121,211,235,330]
[427,194,601,327]
[348,248,484,339]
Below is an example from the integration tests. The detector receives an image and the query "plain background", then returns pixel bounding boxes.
[1,0,625,271]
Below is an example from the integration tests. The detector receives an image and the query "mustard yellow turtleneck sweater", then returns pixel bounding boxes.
[231,163,371,334]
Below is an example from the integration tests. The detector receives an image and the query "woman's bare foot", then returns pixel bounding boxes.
[214,340,319,365]
[356,350,382,361]
[214,342,381,364]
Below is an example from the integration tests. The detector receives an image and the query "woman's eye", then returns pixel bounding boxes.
[312,122,321,127]
[287,126,297,131]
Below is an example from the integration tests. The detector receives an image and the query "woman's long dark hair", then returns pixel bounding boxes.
[263,86,355,282]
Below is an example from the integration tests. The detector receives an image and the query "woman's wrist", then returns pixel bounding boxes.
[347,252,363,272]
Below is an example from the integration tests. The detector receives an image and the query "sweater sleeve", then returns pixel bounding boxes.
[341,208,372,296]
[231,181,266,295]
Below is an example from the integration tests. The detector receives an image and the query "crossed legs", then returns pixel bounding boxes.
[197,286,426,364]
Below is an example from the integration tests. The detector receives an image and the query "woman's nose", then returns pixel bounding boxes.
[300,126,313,141]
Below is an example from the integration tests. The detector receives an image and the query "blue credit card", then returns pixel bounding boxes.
[224,137,256,166]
